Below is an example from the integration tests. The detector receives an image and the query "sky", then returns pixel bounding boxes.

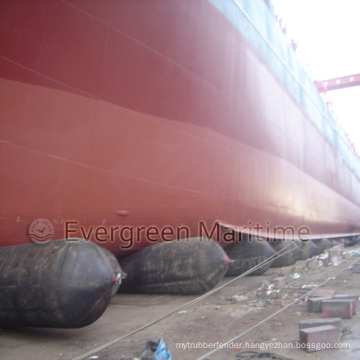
[271,0,360,153]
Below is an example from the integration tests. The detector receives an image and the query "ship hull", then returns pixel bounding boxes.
[1,0,360,256]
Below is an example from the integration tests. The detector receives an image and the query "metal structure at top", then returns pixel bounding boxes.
[314,74,360,92]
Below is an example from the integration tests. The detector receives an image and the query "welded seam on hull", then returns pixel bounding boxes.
[62,0,360,181]
[61,0,228,101]
[209,0,360,180]
[0,56,96,100]
[1,131,357,212]
[230,0,360,173]
[0,140,256,204]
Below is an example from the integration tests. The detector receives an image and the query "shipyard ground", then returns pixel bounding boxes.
[1,247,360,360]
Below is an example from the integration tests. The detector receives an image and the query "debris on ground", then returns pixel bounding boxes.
[140,338,172,360]
[218,245,360,312]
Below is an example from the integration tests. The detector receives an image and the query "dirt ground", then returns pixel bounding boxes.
[1,246,360,360]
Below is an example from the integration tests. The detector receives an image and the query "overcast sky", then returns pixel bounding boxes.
[272,0,360,152]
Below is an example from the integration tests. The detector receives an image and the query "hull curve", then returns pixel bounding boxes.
[1,0,360,256]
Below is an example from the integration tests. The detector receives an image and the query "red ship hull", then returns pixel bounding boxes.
[1,0,360,256]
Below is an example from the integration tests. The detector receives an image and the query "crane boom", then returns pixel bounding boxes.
[314,74,360,92]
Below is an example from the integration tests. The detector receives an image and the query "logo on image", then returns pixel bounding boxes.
[28,218,55,244]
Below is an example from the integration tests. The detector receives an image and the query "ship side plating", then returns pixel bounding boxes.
[0,0,359,255]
